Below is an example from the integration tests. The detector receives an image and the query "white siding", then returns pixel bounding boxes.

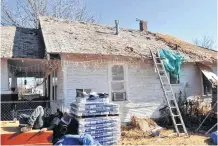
[1,59,9,92]
[58,55,203,122]
[172,63,202,97]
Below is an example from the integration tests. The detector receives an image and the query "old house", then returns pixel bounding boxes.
[1,16,217,122]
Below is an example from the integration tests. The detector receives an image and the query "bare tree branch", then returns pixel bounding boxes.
[193,35,215,50]
[1,0,95,28]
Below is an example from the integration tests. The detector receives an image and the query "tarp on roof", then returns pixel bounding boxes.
[197,63,218,86]
[159,49,184,78]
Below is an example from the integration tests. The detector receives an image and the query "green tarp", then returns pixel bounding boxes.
[159,49,184,78]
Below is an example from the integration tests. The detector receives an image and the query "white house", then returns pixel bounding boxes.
[1,16,217,122]
[38,16,217,122]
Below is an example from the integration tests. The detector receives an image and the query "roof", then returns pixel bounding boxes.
[39,16,217,63]
[1,27,45,59]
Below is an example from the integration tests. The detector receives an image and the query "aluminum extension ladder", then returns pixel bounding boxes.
[150,48,188,136]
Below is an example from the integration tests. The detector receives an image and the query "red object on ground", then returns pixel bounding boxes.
[1,121,52,145]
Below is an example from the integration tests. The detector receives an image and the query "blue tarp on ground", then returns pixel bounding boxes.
[159,49,184,78]
[54,134,101,146]
[210,131,218,145]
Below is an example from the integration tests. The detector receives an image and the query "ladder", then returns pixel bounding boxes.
[150,48,188,136]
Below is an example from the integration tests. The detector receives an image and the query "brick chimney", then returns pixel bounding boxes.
[136,18,147,31]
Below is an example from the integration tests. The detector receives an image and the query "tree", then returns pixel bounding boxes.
[1,0,95,28]
[193,35,215,50]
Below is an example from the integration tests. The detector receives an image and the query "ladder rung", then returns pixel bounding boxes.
[165,90,171,92]
[173,115,180,117]
[179,133,188,136]
[170,106,176,108]
[156,63,162,65]
[176,124,182,126]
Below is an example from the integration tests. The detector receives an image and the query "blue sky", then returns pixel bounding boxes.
[4,0,217,48]
[85,0,217,47]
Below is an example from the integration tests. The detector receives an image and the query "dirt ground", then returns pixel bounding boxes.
[119,126,213,145]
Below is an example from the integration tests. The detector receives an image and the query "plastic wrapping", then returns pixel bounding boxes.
[159,49,184,78]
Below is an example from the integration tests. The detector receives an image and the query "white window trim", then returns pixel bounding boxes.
[108,63,128,101]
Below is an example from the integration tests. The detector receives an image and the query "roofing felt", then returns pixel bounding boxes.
[1,27,45,59]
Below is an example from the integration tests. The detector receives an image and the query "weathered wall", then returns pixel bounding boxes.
[172,63,203,97]
[58,54,203,122]
[1,59,10,93]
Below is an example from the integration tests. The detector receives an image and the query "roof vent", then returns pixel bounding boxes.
[136,18,147,32]
[115,20,119,35]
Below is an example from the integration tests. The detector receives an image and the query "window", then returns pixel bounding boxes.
[202,73,212,95]
[111,65,127,101]
[170,74,180,84]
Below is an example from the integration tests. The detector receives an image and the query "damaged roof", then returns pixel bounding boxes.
[1,27,45,59]
[39,16,217,63]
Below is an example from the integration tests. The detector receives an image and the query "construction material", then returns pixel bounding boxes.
[121,125,211,145]
[196,101,217,132]
[0,121,52,145]
[150,48,188,136]
[70,92,120,145]
[131,116,160,133]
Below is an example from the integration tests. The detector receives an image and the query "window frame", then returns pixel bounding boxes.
[169,73,180,85]
[202,73,212,95]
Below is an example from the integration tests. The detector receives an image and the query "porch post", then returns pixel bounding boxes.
[1,59,9,91]
[43,79,46,97]
[11,75,17,89]
[50,73,53,101]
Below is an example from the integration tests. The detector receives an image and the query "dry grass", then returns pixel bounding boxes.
[119,126,213,145]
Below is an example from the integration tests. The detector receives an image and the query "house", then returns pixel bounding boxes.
[1,16,217,122]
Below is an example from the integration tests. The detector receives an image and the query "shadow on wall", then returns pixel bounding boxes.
[114,100,166,123]
[116,90,189,124]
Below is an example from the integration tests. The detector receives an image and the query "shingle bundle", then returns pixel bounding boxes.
[70,92,120,145]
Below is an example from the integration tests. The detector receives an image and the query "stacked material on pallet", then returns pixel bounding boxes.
[71,102,119,116]
[70,92,120,145]
[77,116,120,145]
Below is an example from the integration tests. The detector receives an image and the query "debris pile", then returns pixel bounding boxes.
[70,92,120,145]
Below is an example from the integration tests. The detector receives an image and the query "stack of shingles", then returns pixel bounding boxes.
[70,94,120,145]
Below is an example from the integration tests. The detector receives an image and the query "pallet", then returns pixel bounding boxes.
[0,121,52,145]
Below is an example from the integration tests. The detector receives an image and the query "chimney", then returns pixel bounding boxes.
[115,20,119,35]
[136,18,147,31]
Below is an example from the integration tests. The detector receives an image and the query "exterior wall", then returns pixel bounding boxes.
[172,63,202,97]
[58,55,203,122]
[1,59,10,94]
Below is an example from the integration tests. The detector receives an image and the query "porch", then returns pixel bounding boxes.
[1,58,63,121]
